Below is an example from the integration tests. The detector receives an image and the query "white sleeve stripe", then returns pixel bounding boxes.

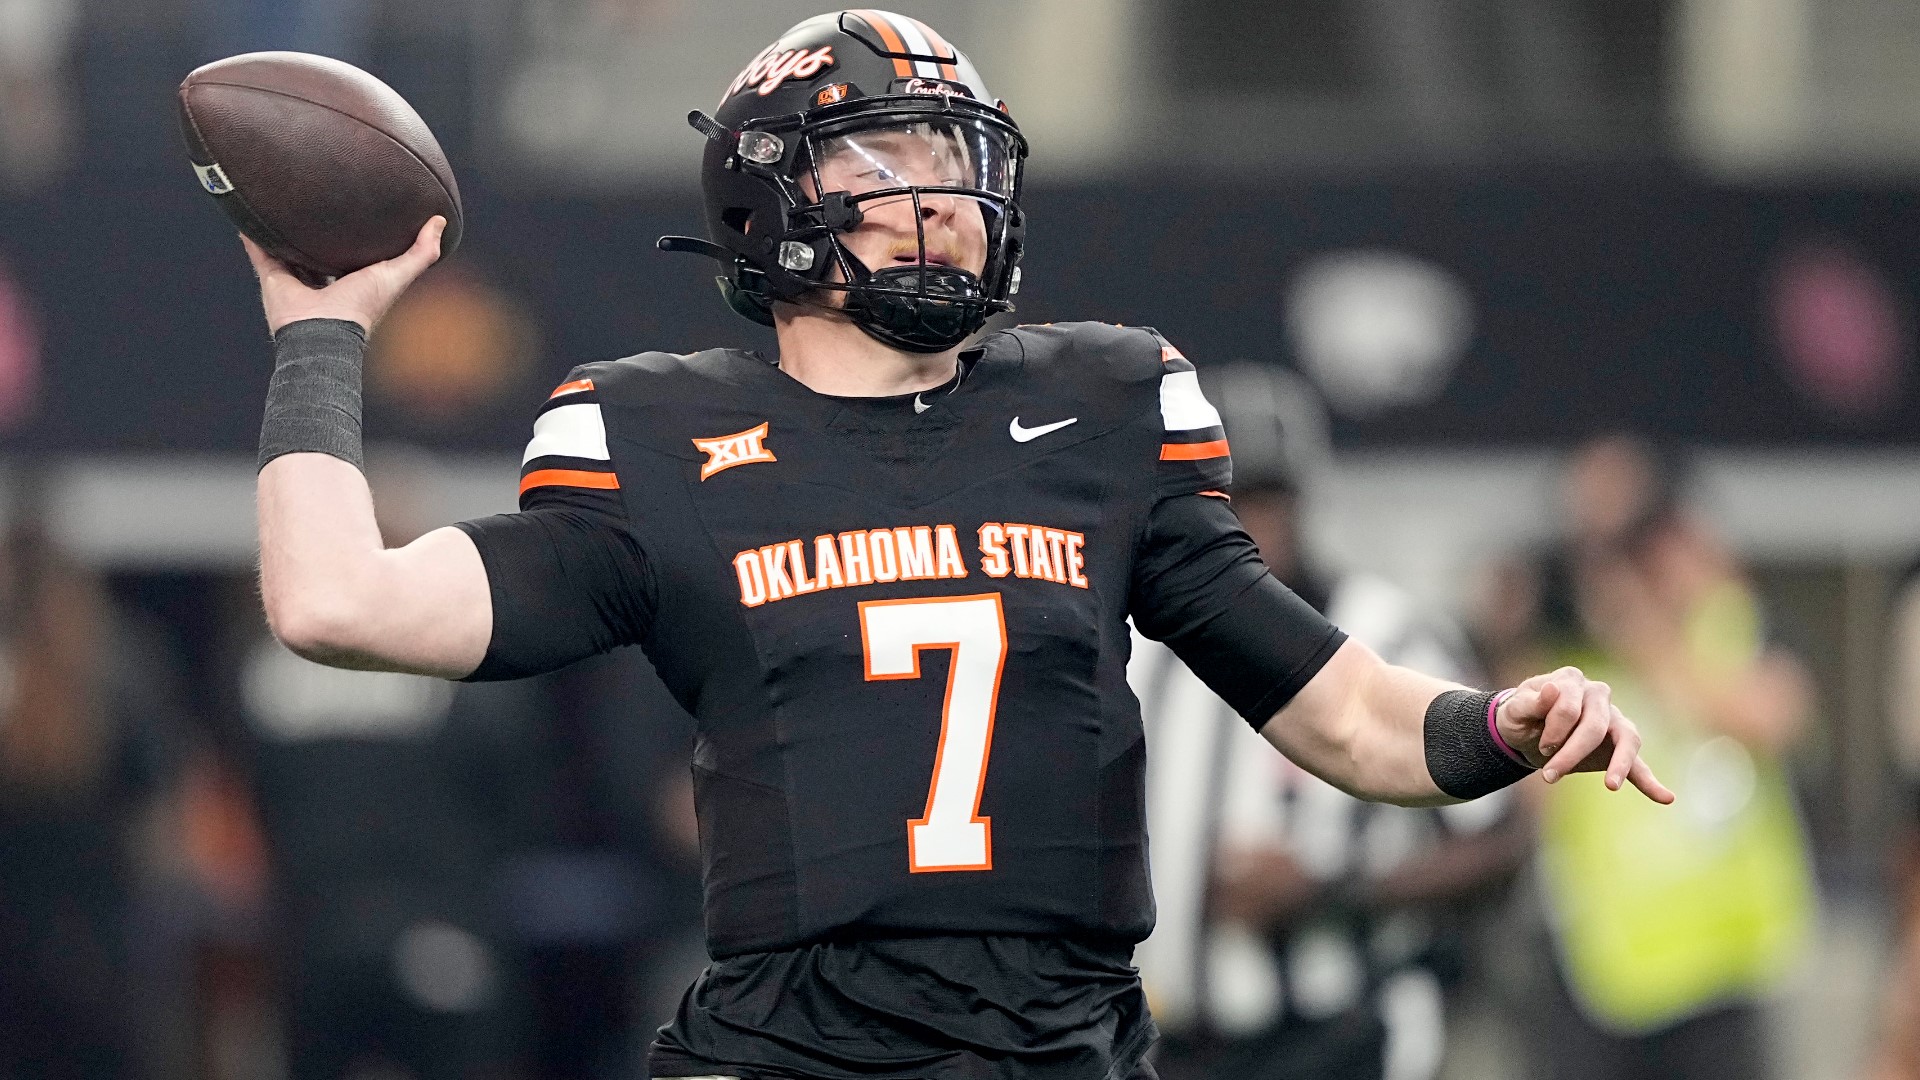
[522,402,610,464]
[1160,369,1224,432]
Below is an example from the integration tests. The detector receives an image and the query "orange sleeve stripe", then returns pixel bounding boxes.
[548,378,594,399]
[852,10,915,77]
[520,468,621,495]
[1160,440,1230,461]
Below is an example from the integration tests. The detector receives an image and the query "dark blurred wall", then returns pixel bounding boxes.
[1,175,1918,452]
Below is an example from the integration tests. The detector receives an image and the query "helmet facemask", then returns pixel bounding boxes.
[732,96,1026,353]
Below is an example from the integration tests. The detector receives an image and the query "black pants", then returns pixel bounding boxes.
[653,1064,1159,1080]
[1533,971,1769,1080]
[1151,1007,1388,1080]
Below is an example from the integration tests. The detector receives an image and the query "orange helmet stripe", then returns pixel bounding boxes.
[905,17,961,81]
[850,10,915,78]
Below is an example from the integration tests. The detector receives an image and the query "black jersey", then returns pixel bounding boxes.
[454,321,1345,1078]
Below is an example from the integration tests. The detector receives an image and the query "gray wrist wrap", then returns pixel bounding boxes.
[259,319,368,472]
[1424,689,1535,800]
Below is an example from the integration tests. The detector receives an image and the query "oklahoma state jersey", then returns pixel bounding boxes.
[456,321,1344,959]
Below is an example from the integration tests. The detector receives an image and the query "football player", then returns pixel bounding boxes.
[239,11,1673,1080]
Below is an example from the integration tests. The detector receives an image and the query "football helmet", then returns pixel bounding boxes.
[659,11,1027,353]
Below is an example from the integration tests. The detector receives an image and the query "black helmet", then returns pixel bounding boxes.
[659,11,1028,353]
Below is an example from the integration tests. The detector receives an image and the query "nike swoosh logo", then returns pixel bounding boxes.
[913,393,931,414]
[1009,416,1078,442]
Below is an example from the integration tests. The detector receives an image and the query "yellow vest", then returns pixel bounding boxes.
[1540,590,1813,1033]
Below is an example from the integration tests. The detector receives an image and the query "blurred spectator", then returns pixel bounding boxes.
[499,646,699,1080]
[174,737,277,1080]
[229,457,547,1080]
[1474,436,1683,689]
[1134,364,1530,1080]
[0,0,78,190]
[366,261,542,440]
[0,492,184,1079]
[226,452,701,1080]
[235,634,545,1080]
[1868,563,1920,1079]
[1513,438,1815,1080]
[0,258,41,430]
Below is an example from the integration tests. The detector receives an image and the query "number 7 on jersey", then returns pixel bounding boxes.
[859,594,1009,872]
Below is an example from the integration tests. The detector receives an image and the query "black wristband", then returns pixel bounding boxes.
[1424,689,1536,801]
[258,318,368,472]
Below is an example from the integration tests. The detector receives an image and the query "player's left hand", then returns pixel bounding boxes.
[1496,667,1676,804]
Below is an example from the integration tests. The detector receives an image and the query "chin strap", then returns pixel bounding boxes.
[658,234,990,351]
[850,264,991,353]
[658,236,780,326]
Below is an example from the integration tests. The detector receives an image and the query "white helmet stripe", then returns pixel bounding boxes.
[885,14,946,78]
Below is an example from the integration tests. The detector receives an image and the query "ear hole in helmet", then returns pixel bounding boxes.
[723,207,753,235]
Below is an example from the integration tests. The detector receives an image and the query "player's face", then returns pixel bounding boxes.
[808,122,990,281]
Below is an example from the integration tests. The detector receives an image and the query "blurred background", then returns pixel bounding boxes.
[0,0,1918,1077]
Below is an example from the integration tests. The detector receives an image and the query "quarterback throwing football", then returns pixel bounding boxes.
[243,11,1672,1080]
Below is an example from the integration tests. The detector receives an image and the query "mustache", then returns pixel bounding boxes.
[879,239,966,265]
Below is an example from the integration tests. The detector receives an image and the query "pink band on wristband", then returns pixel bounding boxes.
[1486,688,1533,768]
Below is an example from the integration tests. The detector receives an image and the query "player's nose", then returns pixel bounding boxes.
[920,190,961,222]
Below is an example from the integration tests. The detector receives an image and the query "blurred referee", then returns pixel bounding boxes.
[1132,365,1531,1080]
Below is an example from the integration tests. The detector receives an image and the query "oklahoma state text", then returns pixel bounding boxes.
[733,522,1089,607]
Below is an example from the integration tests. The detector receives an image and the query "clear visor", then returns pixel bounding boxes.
[807,115,1017,209]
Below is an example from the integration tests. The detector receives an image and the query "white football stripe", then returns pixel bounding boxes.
[522,402,610,464]
[1160,369,1224,432]
[889,16,945,78]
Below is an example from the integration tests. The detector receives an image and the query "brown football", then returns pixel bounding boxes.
[178,52,463,286]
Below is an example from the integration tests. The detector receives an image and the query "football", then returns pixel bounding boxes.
[177,51,463,286]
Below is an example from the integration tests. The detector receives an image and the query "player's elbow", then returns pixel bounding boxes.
[262,581,369,665]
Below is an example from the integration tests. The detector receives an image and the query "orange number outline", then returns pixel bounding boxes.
[858,593,1009,872]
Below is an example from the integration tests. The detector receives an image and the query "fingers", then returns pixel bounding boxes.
[1509,665,1677,804]
[1515,669,1556,692]
[240,233,298,285]
[387,215,446,278]
[1624,754,1676,804]
[1600,707,1639,791]
[1595,710,1675,804]
[1533,669,1588,763]
[1542,677,1610,782]
[1500,679,1559,738]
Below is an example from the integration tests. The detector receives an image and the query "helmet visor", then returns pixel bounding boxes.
[802,113,1020,284]
[808,114,1018,209]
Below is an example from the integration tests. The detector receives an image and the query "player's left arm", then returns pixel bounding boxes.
[1130,493,1673,809]
[1131,332,1670,807]
[1269,642,1673,806]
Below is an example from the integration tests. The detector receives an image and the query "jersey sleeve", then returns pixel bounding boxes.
[453,371,654,681]
[1148,332,1232,499]
[1130,493,1346,726]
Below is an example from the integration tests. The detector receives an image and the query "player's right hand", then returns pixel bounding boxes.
[242,215,445,336]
